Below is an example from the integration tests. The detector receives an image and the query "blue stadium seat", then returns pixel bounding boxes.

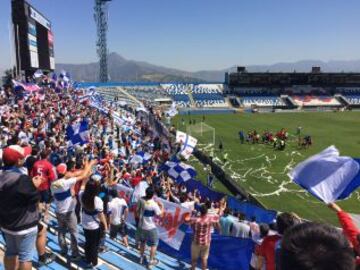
[345,95,360,105]
[240,96,285,107]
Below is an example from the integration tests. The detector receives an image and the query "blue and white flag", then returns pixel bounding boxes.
[59,70,70,83]
[130,151,152,165]
[51,72,57,82]
[90,100,108,114]
[163,160,197,183]
[33,69,43,78]
[66,120,90,146]
[288,146,360,203]
[176,131,198,160]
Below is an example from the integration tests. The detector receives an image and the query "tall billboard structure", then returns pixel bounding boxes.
[12,0,55,78]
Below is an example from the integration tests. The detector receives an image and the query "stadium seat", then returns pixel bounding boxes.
[191,84,227,107]
[240,96,285,107]
[344,95,360,105]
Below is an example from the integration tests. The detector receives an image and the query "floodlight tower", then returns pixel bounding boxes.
[94,0,111,82]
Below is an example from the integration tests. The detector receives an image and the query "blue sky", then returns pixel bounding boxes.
[1,0,360,71]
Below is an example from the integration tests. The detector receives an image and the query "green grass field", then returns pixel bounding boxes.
[173,111,360,225]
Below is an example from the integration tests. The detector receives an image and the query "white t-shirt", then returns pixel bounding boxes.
[181,201,195,211]
[79,191,104,230]
[51,177,77,214]
[231,221,251,238]
[140,199,161,231]
[18,131,30,144]
[107,198,128,225]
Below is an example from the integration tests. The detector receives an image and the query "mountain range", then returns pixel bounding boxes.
[56,52,360,82]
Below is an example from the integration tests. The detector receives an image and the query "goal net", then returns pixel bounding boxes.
[186,122,215,147]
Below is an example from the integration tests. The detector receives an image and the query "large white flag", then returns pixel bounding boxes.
[288,146,360,203]
[176,131,198,160]
[116,184,191,250]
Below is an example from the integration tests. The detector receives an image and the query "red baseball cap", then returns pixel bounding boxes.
[56,163,67,175]
[2,145,25,166]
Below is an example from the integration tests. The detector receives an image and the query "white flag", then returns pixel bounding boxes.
[176,131,197,159]
[288,146,360,203]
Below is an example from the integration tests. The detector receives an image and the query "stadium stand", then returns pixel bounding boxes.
[3,76,360,270]
[161,84,191,107]
[344,95,360,105]
[336,87,360,95]
[292,95,341,107]
[123,86,170,101]
[232,88,280,96]
[191,84,227,108]
[0,207,196,270]
[240,96,286,107]
[335,88,360,106]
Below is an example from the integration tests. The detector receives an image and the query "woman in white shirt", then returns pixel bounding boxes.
[80,176,108,269]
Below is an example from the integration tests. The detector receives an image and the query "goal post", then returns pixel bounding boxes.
[186,122,215,146]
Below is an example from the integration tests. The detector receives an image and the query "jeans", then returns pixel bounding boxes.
[3,229,37,262]
[56,211,79,256]
[83,228,100,266]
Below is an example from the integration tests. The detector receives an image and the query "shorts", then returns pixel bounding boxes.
[191,241,210,261]
[39,190,52,204]
[3,229,37,262]
[138,228,159,247]
[110,223,128,239]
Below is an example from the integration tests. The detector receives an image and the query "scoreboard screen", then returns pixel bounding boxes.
[12,0,55,76]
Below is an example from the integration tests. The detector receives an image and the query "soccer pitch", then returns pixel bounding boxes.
[173,111,360,225]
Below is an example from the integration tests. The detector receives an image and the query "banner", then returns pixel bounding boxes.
[176,131,197,159]
[227,196,277,224]
[116,184,191,250]
[158,230,254,270]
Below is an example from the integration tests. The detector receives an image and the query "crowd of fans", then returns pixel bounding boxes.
[0,81,359,270]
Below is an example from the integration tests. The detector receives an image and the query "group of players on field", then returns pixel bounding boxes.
[238,127,312,150]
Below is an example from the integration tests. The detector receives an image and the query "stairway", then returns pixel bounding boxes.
[334,94,349,106]
[0,204,197,270]
[186,85,196,107]
[282,95,298,108]
[115,87,143,106]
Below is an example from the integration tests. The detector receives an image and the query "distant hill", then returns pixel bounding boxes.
[56,52,207,83]
[56,53,360,82]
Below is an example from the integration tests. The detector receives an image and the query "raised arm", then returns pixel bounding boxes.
[328,202,360,249]
[79,159,98,190]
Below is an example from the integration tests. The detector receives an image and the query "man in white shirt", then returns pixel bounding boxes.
[107,189,129,247]
[231,215,251,239]
[137,187,164,266]
[51,160,94,260]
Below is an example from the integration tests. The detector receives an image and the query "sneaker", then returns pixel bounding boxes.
[70,254,82,262]
[39,253,56,265]
[149,259,159,266]
[98,246,109,253]
[83,263,94,269]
